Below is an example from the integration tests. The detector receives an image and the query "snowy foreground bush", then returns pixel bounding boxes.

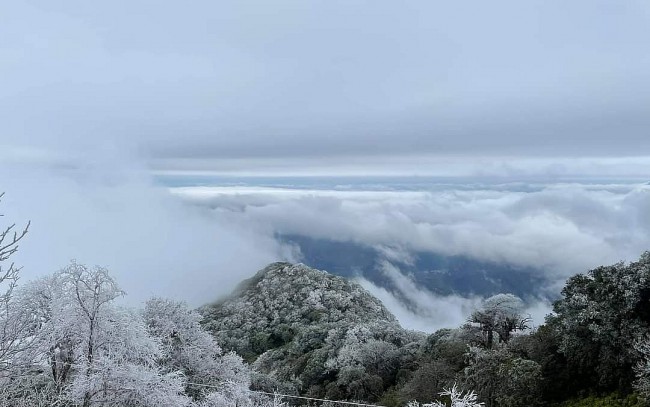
[0,262,254,407]
[408,385,484,407]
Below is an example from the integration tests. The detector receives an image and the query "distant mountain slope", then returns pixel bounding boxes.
[200,262,424,399]
[201,262,399,357]
[279,234,551,299]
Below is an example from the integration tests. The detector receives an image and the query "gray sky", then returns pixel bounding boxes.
[2,0,650,176]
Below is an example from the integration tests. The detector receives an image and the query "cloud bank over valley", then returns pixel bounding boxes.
[168,177,650,330]
[173,180,650,277]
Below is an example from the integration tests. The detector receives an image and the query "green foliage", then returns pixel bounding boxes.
[549,252,650,395]
[399,330,468,403]
[512,325,573,402]
[250,333,273,355]
[400,360,459,403]
[379,388,403,407]
[463,346,543,407]
[496,358,542,407]
[557,392,646,407]
[201,263,425,400]
[201,254,650,406]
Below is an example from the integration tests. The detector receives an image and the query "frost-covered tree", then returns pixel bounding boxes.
[327,323,401,379]
[321,321,422,401]
[634,337,650,399]
[468,294,529,349]
[202,263,422,400]
[407,384,484,407]
[462,346,505,407]
[9,262,190,407]
[432,385,484,407]
[549,252,650,393]
[0,193,29,306]
[0,193,29,373]
[463,346,541,407]
[64,307,189,407]
[400,329,468,403]
[144,298,250,402]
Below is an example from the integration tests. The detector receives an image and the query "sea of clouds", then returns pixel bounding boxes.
[2,154,649,331]
[172,180,650,276]
[168,179,650,330]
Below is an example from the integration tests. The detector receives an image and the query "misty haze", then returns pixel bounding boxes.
[2,1,650,407]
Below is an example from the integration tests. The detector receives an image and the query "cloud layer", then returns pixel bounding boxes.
[3,161,648,330]
[2,1,650,176]
[167,179,650,330]
[357,261,483,332]
[357,261,553,332]
[1,160,290,306]
[173,182,650,278]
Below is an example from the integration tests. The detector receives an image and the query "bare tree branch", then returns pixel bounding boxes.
[0,192,30,373]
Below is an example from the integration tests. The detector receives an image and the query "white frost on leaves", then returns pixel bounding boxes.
[409,384,484,407]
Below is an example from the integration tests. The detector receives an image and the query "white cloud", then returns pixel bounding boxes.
[0,158,288,306]
[3,149,645,330]
[357,261,553,332]
[357,261,482,332]
[173,182,650,278]
[164,180,650,329]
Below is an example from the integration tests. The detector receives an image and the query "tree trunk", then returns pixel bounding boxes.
[82,318,96,407]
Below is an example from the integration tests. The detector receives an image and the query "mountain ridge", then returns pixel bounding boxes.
[199,262,424,398]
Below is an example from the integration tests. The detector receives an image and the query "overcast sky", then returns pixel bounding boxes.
[2,0,650,176]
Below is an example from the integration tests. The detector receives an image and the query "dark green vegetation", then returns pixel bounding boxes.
[200,263,421,399]
[201,253,650,407]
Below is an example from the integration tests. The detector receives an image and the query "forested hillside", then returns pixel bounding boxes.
[200,263,424,399]
[202,255,650,407]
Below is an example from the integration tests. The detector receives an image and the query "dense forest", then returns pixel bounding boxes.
[200,259,650,407]
[2,199,650,406]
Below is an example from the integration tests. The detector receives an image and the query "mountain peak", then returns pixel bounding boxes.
[200,262,399,360]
